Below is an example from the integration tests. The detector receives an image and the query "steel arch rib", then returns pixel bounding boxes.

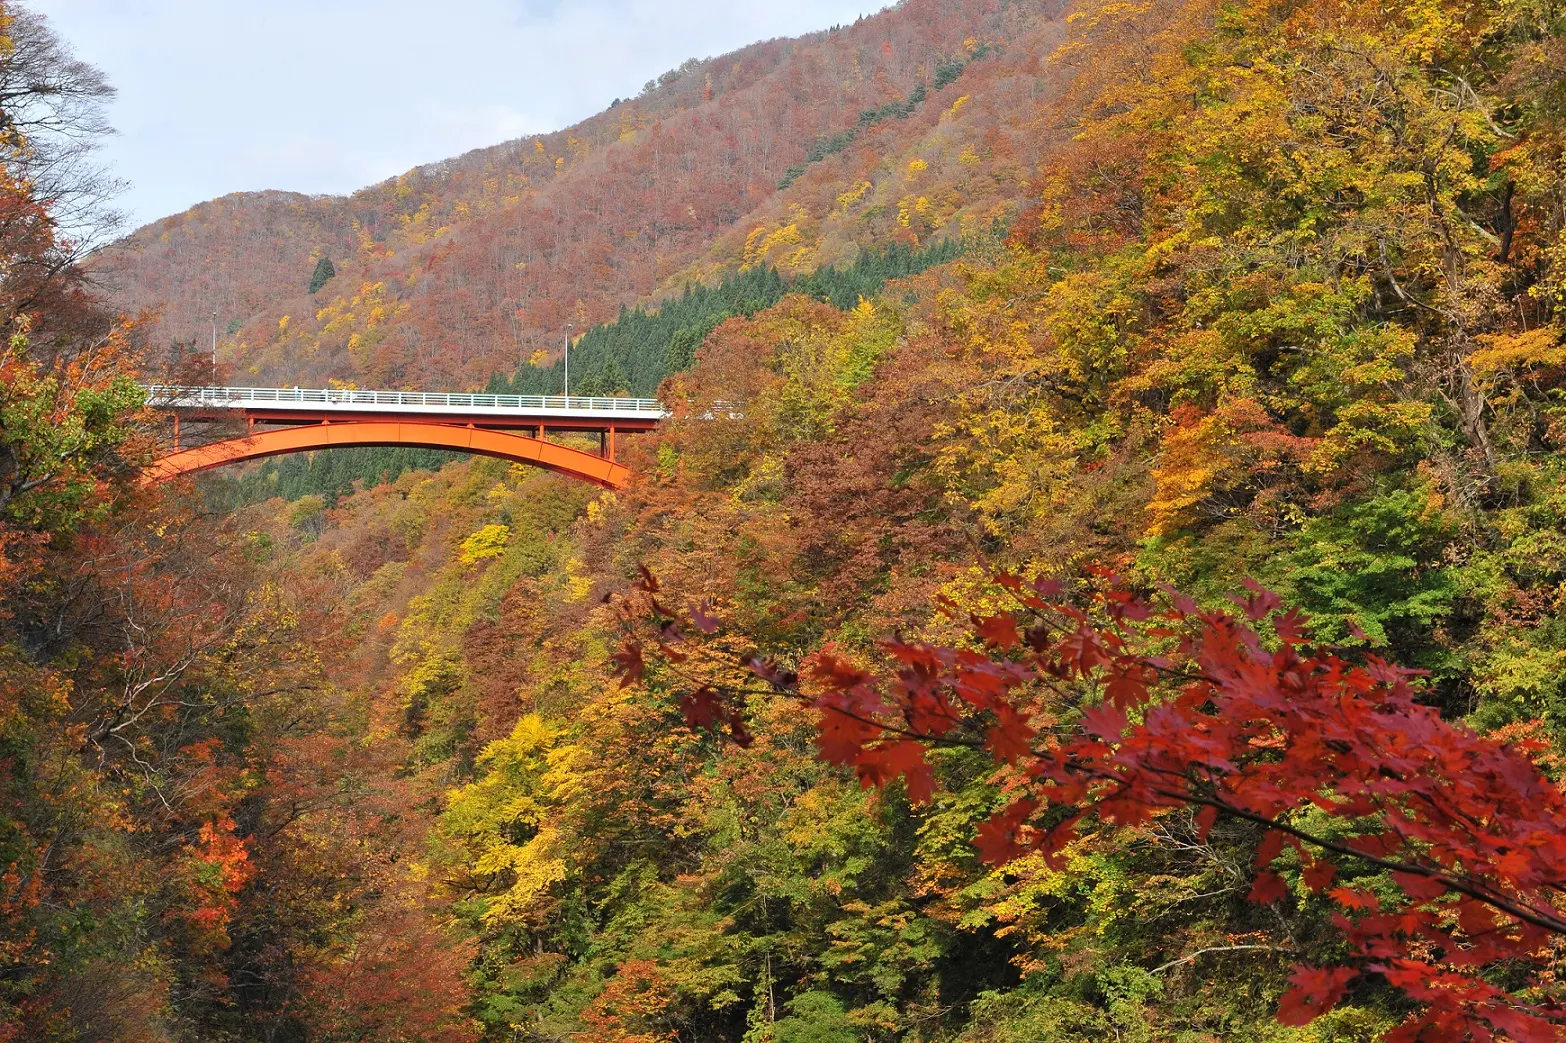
[140,421,630,489]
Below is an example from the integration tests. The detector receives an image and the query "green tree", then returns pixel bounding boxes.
[308,255,336,294]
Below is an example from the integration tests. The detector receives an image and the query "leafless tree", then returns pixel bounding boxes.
[0,2,124,253]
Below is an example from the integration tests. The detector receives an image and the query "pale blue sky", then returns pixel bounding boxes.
[35,0,877,231]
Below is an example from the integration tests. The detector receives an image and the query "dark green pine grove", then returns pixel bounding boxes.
[308,255,337,294]
[491,239,963,399]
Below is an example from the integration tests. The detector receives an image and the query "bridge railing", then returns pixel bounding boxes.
[143,385,665,414]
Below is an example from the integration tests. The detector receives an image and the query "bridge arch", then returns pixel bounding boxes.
[141,421,630,489]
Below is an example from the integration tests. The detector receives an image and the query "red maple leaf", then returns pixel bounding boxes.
[985,720,1035,765]
[690,600,722,634]
[1273,608,1309,646]
[974,797,1039,866]
[1080,703,1126,740]
[1302,858,1336,893]
[610,639,644,688]
[856,741,935,803]
[972,613,1021,650]
[1248,870,1289,906]
[679,686,723,731]
[1329,887,1380,912]
[1276,965,1356,1026]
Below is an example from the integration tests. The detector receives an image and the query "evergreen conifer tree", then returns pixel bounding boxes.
[599,357,629,394]
[308,256,337,294]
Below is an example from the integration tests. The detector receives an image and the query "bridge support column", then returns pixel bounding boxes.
[173,415,180,451]
[609,425,616,462]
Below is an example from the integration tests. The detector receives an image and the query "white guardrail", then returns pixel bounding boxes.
[143,385,666,416]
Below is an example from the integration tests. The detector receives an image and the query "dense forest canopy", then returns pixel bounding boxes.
[7,0,1566,1041]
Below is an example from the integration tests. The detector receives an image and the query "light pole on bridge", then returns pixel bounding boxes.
[563,322,574,400]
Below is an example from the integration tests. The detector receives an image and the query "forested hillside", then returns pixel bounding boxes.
[11,0,1566,1041]
[94,0,1068,390]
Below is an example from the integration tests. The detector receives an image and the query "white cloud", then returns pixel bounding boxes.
[31,0,874,228]
[410,102,539,157]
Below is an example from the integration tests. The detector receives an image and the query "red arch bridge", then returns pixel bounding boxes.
[141,385,667,490]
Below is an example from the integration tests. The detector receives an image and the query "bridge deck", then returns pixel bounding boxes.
[144,385,666,432]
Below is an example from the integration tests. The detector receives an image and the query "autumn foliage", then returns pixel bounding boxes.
[617,564,1566,1038]
[21,0,1566,1038]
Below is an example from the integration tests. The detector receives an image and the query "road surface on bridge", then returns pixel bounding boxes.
[141,385,668,489]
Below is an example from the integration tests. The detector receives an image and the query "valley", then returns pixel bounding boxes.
[4,1,1566,1041]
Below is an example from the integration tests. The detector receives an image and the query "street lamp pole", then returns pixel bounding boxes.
[563,322,574,401]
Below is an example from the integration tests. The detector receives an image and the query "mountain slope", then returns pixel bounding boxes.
[95,0,1070,389]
